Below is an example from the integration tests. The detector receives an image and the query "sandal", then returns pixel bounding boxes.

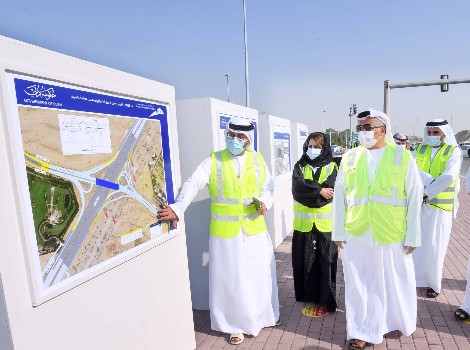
[426,288,439,298]
[385,330,403,339]
[348,339,371,349]
[454,308,470,323]
[230,333,244,345]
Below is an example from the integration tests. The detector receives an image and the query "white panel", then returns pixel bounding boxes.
[0,35,195,350]
[259,115,294,247]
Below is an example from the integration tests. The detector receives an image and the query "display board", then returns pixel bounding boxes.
[4,73,177,304]
[259,115,294,247]
[297,125,308,161]
[218,114,258,151]
[272,129,291,177]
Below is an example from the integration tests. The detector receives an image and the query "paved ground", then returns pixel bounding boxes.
[193,177,470,349]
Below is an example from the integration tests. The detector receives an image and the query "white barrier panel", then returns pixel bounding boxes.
[0,35,195,350]
[259,115,294,247]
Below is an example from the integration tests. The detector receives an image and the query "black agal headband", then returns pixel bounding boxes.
[426,120,448,127]
[229,122,254,131]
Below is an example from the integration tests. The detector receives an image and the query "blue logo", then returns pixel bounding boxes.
[220,116,231,129]
[150,108,164,117]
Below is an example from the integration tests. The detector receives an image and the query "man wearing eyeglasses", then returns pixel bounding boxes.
[412,119,462,299]
[158,116,279,346]
[332,109,422,349]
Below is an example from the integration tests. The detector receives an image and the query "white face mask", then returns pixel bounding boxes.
[358,131,379,148]
[425,135,442,147]
[306,147,322,160]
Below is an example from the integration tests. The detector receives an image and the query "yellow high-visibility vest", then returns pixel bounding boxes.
[293,162,338,233]
[208,149,267,238]
[415,144,456,211]
[342,143,411,244]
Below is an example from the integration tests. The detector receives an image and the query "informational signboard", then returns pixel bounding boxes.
[218,114,258,151]
[273,131,291,177]
[5,73,177,303]
[298,128,308,161]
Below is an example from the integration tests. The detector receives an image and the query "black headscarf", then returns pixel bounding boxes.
[292,132,337,208]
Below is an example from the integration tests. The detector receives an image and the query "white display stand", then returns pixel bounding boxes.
[292,122,308,162]
[0,36,195,350]
[259,115,294,248]
[175,97,259,310]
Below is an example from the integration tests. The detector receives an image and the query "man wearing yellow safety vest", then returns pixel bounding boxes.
[158,117,279,346]
[291,132,338,315]
[332,109,422,350]
[412,119,462,299]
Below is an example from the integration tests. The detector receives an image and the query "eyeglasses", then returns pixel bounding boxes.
[356,124,384,132]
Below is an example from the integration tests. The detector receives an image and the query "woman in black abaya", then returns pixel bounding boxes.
[291,132,338,313]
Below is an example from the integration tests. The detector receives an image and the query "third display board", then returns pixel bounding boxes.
[273,130,291,177]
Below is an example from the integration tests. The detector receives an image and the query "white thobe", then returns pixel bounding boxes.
[332,147,422,344]
[413,147,462,293]
[460,173,470,314]
[170,151,280,336]
[466,167,470,194]
[460,257,470,314]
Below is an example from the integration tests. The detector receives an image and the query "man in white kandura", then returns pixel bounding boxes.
[454,167,470,323]
[158,117,280,345]
[412,119,462,298]
[332,109,422,350]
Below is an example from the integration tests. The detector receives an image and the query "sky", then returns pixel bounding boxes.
[1,0,470,137]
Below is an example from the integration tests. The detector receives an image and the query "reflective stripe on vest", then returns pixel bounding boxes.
[293,161,337,233]
[343,143,411,244]
[415,144,456,211]
[208,149,267,238]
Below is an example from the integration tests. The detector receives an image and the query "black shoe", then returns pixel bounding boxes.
[426,288,439,298]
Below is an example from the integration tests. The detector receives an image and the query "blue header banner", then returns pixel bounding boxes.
[14,78,167,119]
[13,77,175,204]
[252,121,258,152]
[274,132,290,141]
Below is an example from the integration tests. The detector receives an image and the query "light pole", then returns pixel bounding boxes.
[322,110,326,133]
[243,0,250,107]
[225,74,230,102]
[384,75,470,116]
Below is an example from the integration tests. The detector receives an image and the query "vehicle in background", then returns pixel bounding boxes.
[330,145,345,154]
[459,141,470,157]
[330,145,344,166]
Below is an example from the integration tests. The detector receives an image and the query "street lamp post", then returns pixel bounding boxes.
[322,110,326,133]
[225,74,230,102]
[243,0,250,107]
